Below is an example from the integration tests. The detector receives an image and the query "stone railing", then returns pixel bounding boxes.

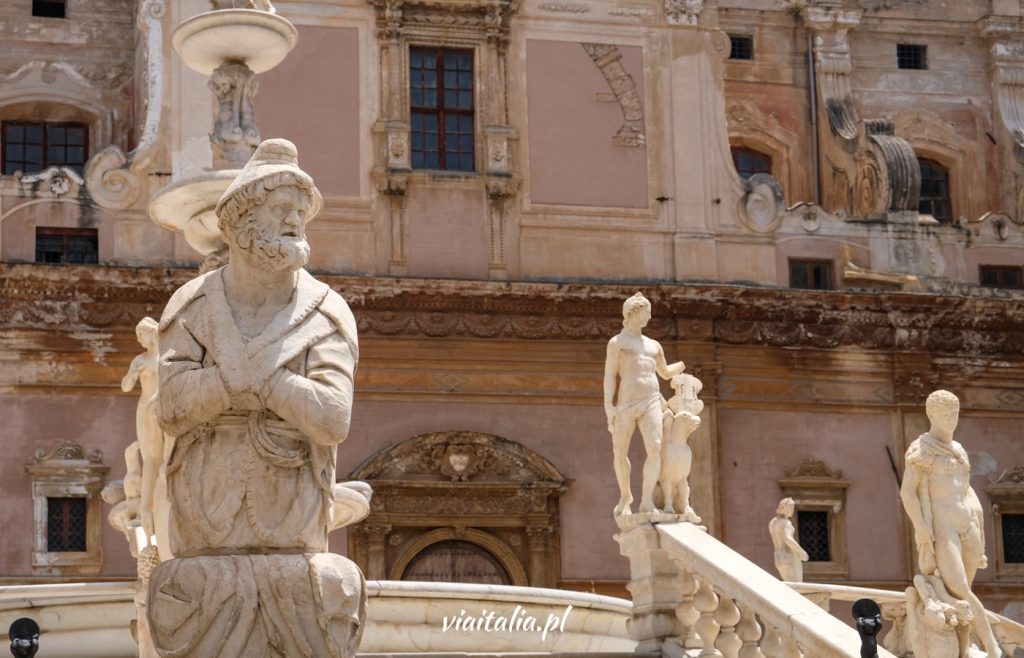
[790,582,1024,658]
[617,521,898,658]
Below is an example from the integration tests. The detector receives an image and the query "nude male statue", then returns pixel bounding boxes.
[768,497,808,582]
[120,316,168,555]
[900,390,1002,658]
[604,292,684,516]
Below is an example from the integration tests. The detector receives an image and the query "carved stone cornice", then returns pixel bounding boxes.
[368,0,520,41]
[986,465,1024,501]
[2,265,1024,358]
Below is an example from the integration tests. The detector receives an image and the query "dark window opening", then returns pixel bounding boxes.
[410,47,474,172]
[32,0,66,18]
[918,157,951,222]
[980,265,1023,290]
[1004,514,1024,563]
[729,34,754,61]
[47,497,87,552]
[789,259,833,290]
[35,227,98,264]
[731,146,772,181]
[796,510,831,562]
[3,121,88,176]
[897,44,927,70]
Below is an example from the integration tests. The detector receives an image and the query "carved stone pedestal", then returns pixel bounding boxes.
[614,522,688,656]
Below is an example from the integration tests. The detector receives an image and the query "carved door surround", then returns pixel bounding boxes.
[367,0,522,278]
[348,431,568,587]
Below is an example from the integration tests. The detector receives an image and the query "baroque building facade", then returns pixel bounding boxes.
[0,0,1022,623]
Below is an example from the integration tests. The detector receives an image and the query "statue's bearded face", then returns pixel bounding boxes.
[232,184,312,272]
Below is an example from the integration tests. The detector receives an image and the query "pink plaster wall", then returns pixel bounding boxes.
[341,399,638,581]
[719,409,907,582]
[0,393,137,578]
[526,40,649,208]
[406,185,488,279]
[259,26,361,198]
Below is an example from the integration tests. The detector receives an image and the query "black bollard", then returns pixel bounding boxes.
[852,598,883,658]
[8,618,39,658]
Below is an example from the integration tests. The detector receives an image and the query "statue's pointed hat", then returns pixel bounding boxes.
[215,138,323,227]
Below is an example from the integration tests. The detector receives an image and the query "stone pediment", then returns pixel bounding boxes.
[352,431,565,484]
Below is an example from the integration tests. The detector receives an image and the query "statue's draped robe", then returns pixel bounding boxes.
[147,268,364,658]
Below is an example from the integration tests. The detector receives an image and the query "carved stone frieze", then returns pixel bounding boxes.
[33,440,103,465]
[664,0,702,26]
[2,265,1024,360]
[538,2,589,12]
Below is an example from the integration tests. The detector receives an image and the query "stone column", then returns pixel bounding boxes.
[526,526,553,588]
[364,523,392,580]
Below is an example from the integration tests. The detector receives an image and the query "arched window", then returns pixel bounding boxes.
[918,157,951,222]
[731,146,772,181]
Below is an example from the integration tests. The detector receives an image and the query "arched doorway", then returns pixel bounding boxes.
[403,540,510,584]
[349,431,568,588]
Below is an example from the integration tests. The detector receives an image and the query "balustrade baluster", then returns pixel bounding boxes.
[676,571,701,649]
[713,591,742,658]
[779,636,801,658]
[736,606,764,658]
[759,625,781,658]
[693,578,722,657]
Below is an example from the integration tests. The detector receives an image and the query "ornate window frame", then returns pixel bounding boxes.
[349,431,568,588]
[26,441,108,575]
[985,465,1024,578]
[778,459,850,580]
[367,0,520,277]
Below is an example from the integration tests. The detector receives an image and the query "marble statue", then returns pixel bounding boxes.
[768,497,808,582]
[604,292,685,516]
[120,317,171,558]
[655,373,703,522]
[147,139,367,658]
[209,62,261,169]
[900,390,1002,658]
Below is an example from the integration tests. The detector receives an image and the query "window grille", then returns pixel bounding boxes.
[729,35,754,61]
[797,510,831,562]
[47,497,87,552]
[897,44,927,70]
[1003,514,1024,563]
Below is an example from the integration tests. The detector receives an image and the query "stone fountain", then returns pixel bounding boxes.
[147,0,297,268]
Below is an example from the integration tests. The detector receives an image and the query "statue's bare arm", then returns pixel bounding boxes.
[121,354,145,392]
[900,462,934,544]
[603,339,620,427]
[655,344,685,380]
[264,333,356,446]
[157,320,233,437]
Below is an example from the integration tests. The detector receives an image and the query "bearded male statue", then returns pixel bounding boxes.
[147,139,366,658]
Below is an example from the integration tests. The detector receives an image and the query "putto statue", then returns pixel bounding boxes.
[900,390,1002,658]
[655,373,703,522]
[603,292,686,517]
[147,139,367,658]
[768,497,808,582]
